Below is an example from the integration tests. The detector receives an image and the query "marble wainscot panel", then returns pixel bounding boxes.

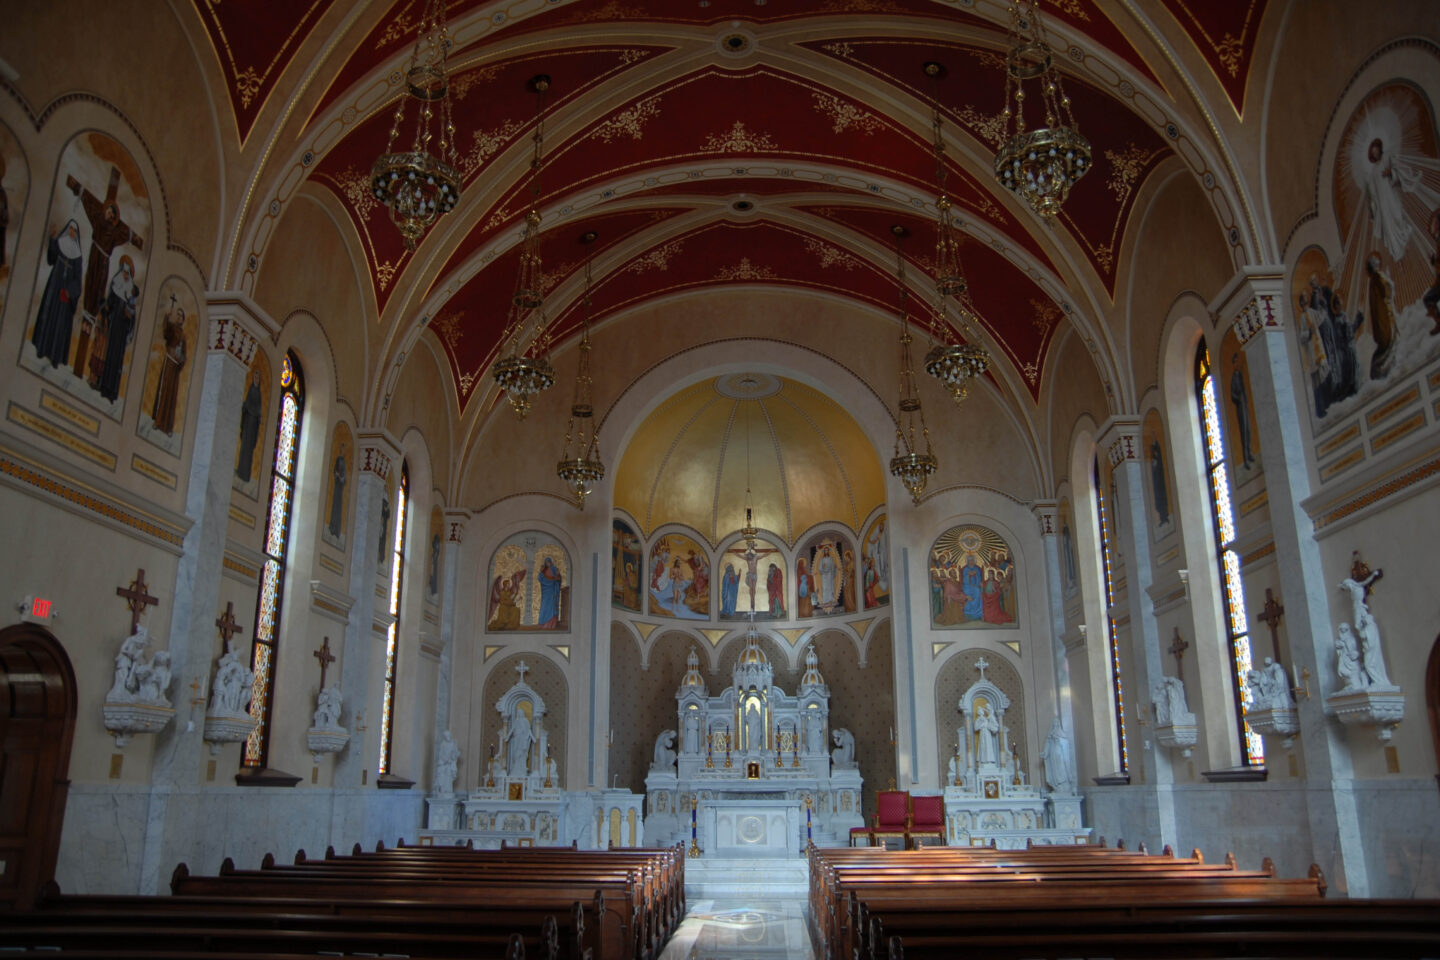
[1353,778,1440,898]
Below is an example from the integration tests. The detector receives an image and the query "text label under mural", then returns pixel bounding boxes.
[798,531,855,618]
[861,514,889,610]
[612,517,643,612]
[24,131,151,420]
[929,524,1018,629]
[136,277,199,456]
[1304,80,1440,429]
[719,535,786,620]
[648,531,708,620]
[487,533,571,632]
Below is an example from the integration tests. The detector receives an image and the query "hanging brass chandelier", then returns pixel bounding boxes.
[921,62,991,405]
[739,403,759,549]
[369,0,462,251]
[887,226,938,505]
[993,0,1091,220]
[492,74,556,420]
[556,231,605,508]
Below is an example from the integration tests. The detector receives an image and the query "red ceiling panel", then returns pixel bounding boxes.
[1158,0,1267,115]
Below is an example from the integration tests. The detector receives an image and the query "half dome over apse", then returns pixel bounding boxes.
[614,373,885,547]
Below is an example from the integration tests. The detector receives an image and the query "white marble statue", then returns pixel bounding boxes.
[107,626,151,701]
[546,755,558,786]
[434,730,460,795]
[744,703,763,752]
[831,727,856,768]
[210,650,254,717]
[1246,657,1295,711]
[947,753,960,786]
[973,705,1000,765]
[1338,576,1391,687]
[683,709,702,754]
[805,710,824,753]
[505,709,535,777]
[1335,624,1364,691]
[133,650,172,707]
[488,746,505,786]
[1040,718,1076,795]
[652,729,677,771]
[1153,675,1191,726]
[312,684,344,730]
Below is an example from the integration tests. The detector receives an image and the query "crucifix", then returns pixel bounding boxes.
[1168,628,1189,673]
[313,637,336,689]
[215,602,244,655]
[115,568,158,632]
[1350,551,1381,599]
[1257,588,1285,662]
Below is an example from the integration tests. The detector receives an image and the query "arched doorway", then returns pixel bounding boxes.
[0,623,77,910]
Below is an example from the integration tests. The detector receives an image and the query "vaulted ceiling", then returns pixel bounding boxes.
[193,0,1267,437]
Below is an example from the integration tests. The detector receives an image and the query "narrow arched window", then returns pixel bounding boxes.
[244,351,304,767]
[378,461,409,775]
[1195,344,1263,766]
[1093,457,1128,775]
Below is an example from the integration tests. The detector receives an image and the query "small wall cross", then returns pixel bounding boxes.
[313,637,336,689]
[115,568,158,632]
[975,657,989,682]
[215,602,244,655]
[1257,588,1285,661]
[1168,628,1189,673]
[516,659,530,683]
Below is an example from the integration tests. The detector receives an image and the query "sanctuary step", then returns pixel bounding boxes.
[686,856,810,899]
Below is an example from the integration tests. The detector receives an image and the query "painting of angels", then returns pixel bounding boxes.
[929,524,1017,629]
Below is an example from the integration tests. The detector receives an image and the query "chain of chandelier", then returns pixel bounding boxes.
[369,0,1087,508]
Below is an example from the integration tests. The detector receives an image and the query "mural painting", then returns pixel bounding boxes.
[321,421,353,551]
[719,535,786,620]
[797,531,853,618]
[1058,499,1077,595]
[487,533,571,631]
[1218,329,1261,483]
[929,524,1017,629]
[612,518,643,612]
[22,132,151,419]
[135,277,198,455]
[427,506,443,599]
[647,531,709,620]
[0,123,28,328]
[1305,81,1440,426]
[1142,409,1175,540]
[861,514,890,610]
[378,470,395,564]
[232,349,271,499]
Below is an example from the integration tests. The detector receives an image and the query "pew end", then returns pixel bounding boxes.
[1310,863,1328,896]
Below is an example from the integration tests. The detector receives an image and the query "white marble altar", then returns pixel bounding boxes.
[943,660,1089,848]
[645,637,863,853]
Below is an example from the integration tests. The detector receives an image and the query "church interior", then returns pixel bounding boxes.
[3,0,1440,951]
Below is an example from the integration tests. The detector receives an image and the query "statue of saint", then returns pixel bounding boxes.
[504,708,535,777]
[973,705,1000,765]
[652,729,677,771]
[830,727,855,768]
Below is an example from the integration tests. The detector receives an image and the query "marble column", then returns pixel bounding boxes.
[1032,502,1077,755]
[432,511,467,766]
[1216,272,1370,895]
[1097,418,1178,852]
[332,433,399,796]
[137,301,264,893]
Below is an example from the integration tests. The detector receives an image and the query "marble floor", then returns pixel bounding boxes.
[656,899,816,960]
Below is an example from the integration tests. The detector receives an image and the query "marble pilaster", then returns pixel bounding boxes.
[432,512,467,759]
[1031,502,1076,743]
[1215,270,1369,895]
[1096,418,1177,852]
[136,301,262,894]
[331,433,399,807]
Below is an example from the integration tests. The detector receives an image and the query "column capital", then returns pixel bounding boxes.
[206,292,278,365]
[356,430,401,479]
[1207,268,1287,347]
[1096,417,1143,467]
[1031,500,1059,536]
[443,509,470,543]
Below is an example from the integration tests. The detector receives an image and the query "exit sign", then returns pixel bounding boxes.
[23,596,53,620]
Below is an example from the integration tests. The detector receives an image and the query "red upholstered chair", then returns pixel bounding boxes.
[872,790,910,849]
[908,794,946,847]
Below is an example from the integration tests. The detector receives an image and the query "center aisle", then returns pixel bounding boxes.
[657,900,815,960]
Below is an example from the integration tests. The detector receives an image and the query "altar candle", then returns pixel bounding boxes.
[691,802,697,840]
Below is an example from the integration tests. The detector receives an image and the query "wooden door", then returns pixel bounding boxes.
[0,623,77,910]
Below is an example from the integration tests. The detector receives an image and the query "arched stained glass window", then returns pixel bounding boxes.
[244,352,304,767]
[1195,344,1264,766]
[1093,457,1128,776]
[378,461,409,776]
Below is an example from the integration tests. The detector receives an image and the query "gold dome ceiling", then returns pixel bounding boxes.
[614,374,885,546]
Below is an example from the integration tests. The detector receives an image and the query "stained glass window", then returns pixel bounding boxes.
[1195,345,1264,766]
[245,352,304,767]
[1093,458,1128,775]
[378,462,409,776]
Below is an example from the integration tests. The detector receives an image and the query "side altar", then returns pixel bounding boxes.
[644,638,864,855]
[941,658,1089,849]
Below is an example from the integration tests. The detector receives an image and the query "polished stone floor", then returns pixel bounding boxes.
[656,899,816,960]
